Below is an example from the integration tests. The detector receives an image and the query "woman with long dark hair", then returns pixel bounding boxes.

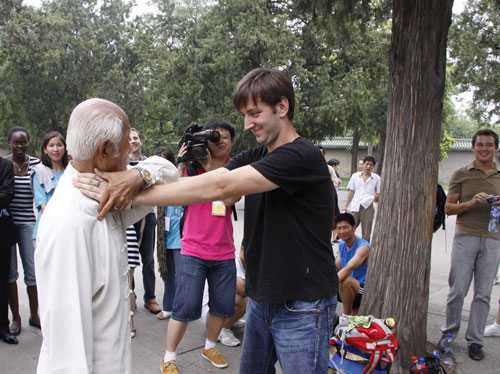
[6,126,41,335]
[32,131,68,239]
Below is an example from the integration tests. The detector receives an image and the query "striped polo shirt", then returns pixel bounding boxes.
[10,156,41,224]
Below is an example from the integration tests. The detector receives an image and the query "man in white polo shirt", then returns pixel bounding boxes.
[342,156,380,241]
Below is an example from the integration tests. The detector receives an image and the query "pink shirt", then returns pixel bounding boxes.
[181,201,235,260]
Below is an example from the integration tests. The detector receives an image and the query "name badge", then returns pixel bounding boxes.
[211,201,226,216]
[164,216,170,231]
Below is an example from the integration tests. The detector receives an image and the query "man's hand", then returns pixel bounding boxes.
[176,143,188,174]
[337,268,349,283]
[470,192,490,207]
[94,169,144,219]
[74,169,144,219]
[73,172,109,206]
[223,196,241,206]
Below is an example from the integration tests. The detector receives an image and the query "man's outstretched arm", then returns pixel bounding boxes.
[134,165,277,209]
[75,164,279,219]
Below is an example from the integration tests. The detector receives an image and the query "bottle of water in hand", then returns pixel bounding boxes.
[488,205,500,233]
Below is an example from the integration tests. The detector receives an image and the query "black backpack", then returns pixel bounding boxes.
[433,184,447,232]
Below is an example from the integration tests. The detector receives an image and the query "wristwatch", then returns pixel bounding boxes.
[134,166,154,189]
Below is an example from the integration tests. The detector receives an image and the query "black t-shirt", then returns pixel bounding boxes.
[226,137,338,303]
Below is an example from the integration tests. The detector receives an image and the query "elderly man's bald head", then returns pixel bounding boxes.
[66,98,130,161]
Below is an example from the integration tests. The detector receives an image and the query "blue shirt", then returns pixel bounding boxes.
[164,205,184,250]
[33,169,64,238]
[339,237,369,284]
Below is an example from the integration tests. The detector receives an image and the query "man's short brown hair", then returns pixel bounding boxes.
[472,128,498,149]
[233,68,295,120]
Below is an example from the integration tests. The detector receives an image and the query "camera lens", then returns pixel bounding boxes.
[205,130,219,143]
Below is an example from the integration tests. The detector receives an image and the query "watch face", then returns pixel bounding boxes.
[143,169,153,186]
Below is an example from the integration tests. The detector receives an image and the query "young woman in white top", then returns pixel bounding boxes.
[32,131,68,239]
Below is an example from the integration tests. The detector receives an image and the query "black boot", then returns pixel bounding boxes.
[27,286,41,329]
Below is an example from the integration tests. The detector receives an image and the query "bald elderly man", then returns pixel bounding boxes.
[34,98,177,374]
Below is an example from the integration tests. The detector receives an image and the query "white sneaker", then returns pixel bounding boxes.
[157,311,172,320]
[484,322,500,337]
[218,328,240,347]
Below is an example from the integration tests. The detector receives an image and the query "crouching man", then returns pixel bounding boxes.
[335,213,370,315]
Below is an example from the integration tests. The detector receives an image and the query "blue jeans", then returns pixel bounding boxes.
[172,254,236,322]
[162,249,182,312]
[240,296,336,374]
[9,223,36,286]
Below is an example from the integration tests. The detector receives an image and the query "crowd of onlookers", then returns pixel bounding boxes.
[1,124,499,360]
[1,127,67,345]
[0,69,499,374]
[0,123,381,343]
[0,118,381,370]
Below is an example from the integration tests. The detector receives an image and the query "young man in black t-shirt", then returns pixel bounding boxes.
[75,68,338,374]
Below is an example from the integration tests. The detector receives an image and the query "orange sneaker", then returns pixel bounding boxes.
[201,347,228,368]
[160,360,180,374]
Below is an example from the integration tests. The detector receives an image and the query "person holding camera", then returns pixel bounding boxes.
[159,119,237,372]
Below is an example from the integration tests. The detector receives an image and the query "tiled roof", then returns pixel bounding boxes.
[450,138,472,151]
[319,137,369,150]
[319,137,472,151]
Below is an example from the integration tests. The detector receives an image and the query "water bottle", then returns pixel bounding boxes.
[488,206,500,232]
[440,333,456,367]
[409,356,419,373]
[428,351,442,373]
[417,357,429,374]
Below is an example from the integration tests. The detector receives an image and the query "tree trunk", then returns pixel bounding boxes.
[359,1,453,372]
[374,127,386,175]
[350,127,360,175]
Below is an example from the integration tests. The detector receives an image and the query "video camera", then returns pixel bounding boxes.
[178,124,221,163]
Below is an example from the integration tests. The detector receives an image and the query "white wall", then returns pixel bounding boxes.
[439,152,474,184]
[324,148,474,184]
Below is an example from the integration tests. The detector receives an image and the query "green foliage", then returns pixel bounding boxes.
[0,0,147,149]
[278,0,391,145]
[439,130,454,160]
[448,0,499,124]
[0,0,391,155]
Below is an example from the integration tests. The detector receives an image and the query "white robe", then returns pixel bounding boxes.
[35,159,177,374]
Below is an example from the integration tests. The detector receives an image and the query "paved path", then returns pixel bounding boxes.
[2,195,499,373]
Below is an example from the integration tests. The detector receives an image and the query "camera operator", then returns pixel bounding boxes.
[163,119,237,371]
